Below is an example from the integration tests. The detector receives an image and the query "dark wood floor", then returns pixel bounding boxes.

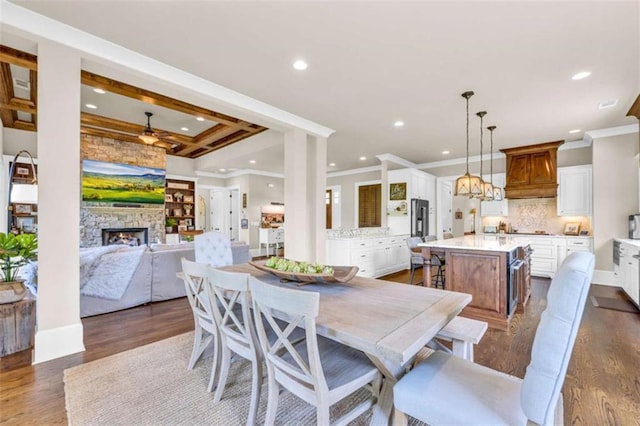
[1,272,638,424]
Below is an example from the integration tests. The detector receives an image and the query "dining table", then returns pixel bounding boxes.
[220,263,472,425]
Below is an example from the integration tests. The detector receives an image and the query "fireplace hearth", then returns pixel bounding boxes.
[102,228,149,246]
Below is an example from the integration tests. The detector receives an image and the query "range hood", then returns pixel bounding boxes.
[500,141,564,199]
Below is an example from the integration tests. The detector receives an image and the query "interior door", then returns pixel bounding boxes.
[358,184,381,228]
[326,189,333,229]
[210,190,227,234]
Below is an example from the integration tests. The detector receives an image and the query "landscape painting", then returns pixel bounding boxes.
[82,160,166,204]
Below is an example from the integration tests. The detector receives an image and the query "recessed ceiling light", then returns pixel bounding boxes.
[329,163,336,167]
[219,168,226,172]
[394,121,404,127]
[93,88,106,94]
[181,127,189,131]
[196,116,205,122]
[571,71,591,80]
[442,150,450,155]
[267,183,275,188]
[293,59,308,70]
[598,99,618,109]
[85,103,97,109]
[359,156,367,161]
[569,129,581,134]
[249,160,256,164]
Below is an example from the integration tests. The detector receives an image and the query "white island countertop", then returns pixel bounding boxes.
[418,235,531,252]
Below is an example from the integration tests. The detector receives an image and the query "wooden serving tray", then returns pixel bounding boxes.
[249,260,358,285]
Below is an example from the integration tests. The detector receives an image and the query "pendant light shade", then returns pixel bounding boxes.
[488,125,504,201]
[454,91,484,198]
[477,111,494,201]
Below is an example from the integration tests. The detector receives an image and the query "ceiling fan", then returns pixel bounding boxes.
[138,111,170,145]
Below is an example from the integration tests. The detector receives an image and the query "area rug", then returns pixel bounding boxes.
[64,332,394,425]
[590,296,639,313]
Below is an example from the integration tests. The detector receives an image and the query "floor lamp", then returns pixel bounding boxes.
[7,150,38,233]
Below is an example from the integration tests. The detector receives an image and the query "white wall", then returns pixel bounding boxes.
[593,133,639,275]
[326,170,381,229]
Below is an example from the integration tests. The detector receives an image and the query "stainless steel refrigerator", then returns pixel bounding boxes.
[411,198,429,238]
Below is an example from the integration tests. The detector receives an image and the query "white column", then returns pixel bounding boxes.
[34,40,84,363]
[284,130,328,262]
[284,129,311,261]
[380,160,389,228]
[310,136,327,263]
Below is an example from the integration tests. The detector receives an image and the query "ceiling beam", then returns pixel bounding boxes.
[30,69,37,129]
[80,112,194,146]
[174,124,238,156]
[0,98,37,114]
[192,127,268,158]
[0,45,37,71]
[0,61,17,128]
[81,71,266,132]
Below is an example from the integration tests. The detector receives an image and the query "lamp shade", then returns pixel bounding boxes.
[492,185,504,201]
[482,180,494,201]
[454,172,483,197]
[11,183,38,204]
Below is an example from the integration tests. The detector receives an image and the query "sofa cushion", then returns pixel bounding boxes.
[194,231,233,267]
[150,242,195,252]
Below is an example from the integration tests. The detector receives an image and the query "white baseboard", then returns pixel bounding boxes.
[592,269,619,287]
[34,322,85,364]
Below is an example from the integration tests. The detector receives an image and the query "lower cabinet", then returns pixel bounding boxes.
[326,235,409,278]
[615,241,640,306]
[525,236,592,278]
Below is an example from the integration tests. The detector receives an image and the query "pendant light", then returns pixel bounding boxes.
[488,125,504,201]
[454,91,483,198]
[477,111,494,201]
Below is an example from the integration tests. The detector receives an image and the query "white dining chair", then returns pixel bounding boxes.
[393,252,595,426]
[194,231,233,267]
[180,258,219,393]
[249,277,382,426]
[207,268,263,426]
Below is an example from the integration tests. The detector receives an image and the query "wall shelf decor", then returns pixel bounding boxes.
[164,178,195,234]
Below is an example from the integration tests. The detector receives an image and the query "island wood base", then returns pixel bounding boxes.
[423,246,520,331]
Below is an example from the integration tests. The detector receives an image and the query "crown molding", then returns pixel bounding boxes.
[584,123,638,141]
[327,165,382,178]
[195,168,284,179]
[375,153,417,169]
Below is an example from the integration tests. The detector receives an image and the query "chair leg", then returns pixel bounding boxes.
[264,367,280,426]
[213,344,231,403]
[316,402,331,426]
[409,266,415,285]
[246,356,263,426]
[206,334,220,392]
[393,407,409,426]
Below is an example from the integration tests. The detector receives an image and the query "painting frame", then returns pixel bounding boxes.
[16,166,30,176]
[81,159,166,204]
[563,222,581,235]
[183,194,194,203]
[14,204,32,214]
[389,182,407,201]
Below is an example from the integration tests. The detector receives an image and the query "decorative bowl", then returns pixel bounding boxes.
[249,260,358,285]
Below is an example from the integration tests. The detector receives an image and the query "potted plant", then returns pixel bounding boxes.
[165,218,178,233]
[0,232,38,303]
[183,204,193,216]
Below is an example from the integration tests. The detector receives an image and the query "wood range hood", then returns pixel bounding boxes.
[500,140,564,199]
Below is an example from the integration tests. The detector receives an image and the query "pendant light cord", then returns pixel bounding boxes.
[465,96,470,174]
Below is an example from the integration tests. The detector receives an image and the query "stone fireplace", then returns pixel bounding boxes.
[102,228,149,246]
[80,204,164,247]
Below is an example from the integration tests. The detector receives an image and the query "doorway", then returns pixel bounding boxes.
[358,184,381,228]
[439,180,453,238]
[210,188,239,241]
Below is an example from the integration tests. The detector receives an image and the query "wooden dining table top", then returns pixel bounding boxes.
[222,263,472,366]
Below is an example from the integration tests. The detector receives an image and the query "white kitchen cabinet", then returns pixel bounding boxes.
[480,173,508,217]
[557,165,592,216]
[523,236,591,278]
[616,241,640,306]
[326,234,410,278]
[259,228,284,256]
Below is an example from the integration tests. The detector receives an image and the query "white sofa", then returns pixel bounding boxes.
[80,241,251,317]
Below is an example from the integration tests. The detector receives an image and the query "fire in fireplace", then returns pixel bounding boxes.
[102,228,149,246]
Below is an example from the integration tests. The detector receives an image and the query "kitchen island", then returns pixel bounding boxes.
[419,235,531,331]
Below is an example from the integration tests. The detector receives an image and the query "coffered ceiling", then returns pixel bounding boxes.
[0,46,268,159]
[2,1,639,173]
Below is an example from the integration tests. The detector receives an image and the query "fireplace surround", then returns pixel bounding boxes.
[102,228,149,246]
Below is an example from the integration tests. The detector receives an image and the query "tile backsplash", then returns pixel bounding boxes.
[482,198,592,235]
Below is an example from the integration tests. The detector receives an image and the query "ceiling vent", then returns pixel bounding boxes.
[13,78,30,91]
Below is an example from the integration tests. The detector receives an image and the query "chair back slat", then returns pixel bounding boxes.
[249,277,327,394]
[521,252,594,425]
[208,268,255,354]
[182,258,215,321]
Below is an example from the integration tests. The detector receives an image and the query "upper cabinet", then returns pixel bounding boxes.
[500,141,563,199]
[557,165,592,216]
[480,173,508,217]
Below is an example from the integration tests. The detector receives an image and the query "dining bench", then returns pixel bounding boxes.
[433,316,488,362]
